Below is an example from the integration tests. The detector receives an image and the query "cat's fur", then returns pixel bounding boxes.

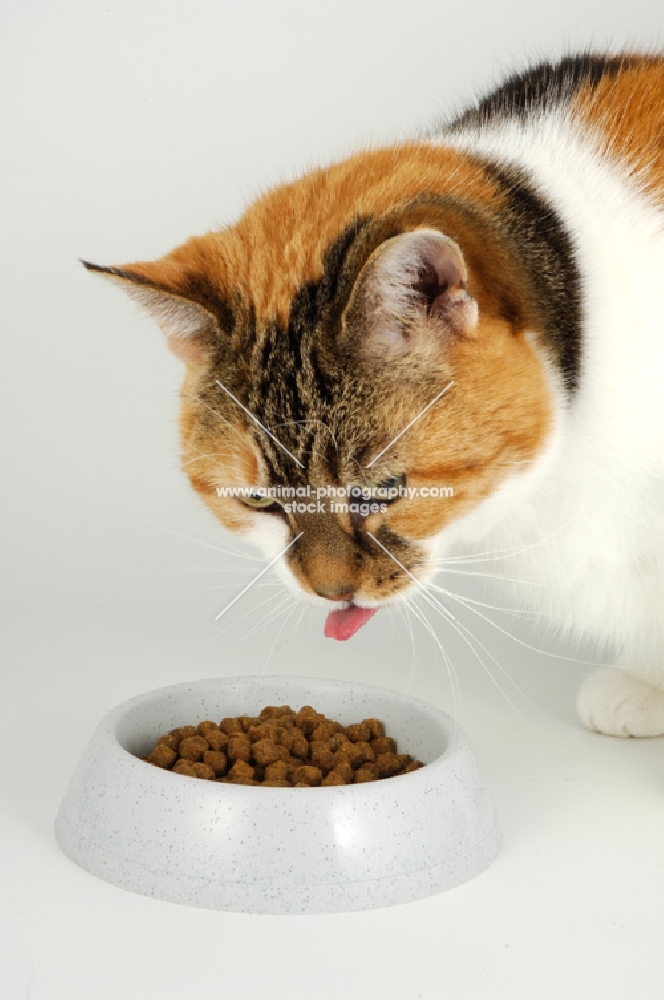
[85,53,664,737]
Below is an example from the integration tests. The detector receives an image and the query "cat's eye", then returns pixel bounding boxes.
[241,494,281,510]
[376,474,406,500]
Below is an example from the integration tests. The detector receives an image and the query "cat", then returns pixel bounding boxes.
[84,53,664,738]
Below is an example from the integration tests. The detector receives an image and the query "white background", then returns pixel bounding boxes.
[2,2,663,998]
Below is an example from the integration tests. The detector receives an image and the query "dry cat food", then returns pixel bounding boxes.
[142,704,425,786]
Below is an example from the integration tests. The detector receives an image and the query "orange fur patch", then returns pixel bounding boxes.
[120,144,506,329]
[571,57,664,202]
[383,317,554,541]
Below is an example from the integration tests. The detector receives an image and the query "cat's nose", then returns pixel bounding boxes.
[315,587,354,602]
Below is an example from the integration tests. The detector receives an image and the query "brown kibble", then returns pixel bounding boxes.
[205,729,229,752]
[228,760,255,783]
[274,727,294,752]
[343,741,374,769]
[290,731,310,759]
[276,714,296,729]
[310,721,341,742]
[291,765,322,786]
[220,717,244,736]
[172,759,198,776]
[178,736,209,762]
[248,722,275,743]
[354,763,379,783]
[157,733,179,752]
[203,750,228,775]
[171,725,198,744]
[252,739,288,766]
[284,754,304,770]
[264,760,293,782]
[343,743,363,769]
[296,706,323,735]
[226,735,252,762]
[309,741,335,772]
[330,751,354,783]
[371,736,398,756]
[191,762,215,779]
[197,720,220,737]
[329,732,348,752]
[321,770,348,786]
[297,705,318,717]
[354,742,375,765]
[375,752,402,778]
[363,718,385,739]
[344,722,371,743]
[147,744,177,769]
[141,706,424,786]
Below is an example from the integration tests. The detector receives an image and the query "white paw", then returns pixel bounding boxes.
[577,667,664,737]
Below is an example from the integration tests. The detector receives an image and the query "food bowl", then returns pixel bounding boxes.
[55,676,500,914]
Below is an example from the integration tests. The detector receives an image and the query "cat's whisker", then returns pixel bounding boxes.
[375,537,527,718]
[185,392,260,452]
[412,588,534,727]
[223,594,298,657]
[214,533,303,621]
[429,580,610,668]
[427,581,559,618]
[131,516,264,562]
[187,589,290,654]
[404,597,461,719]
[395,599,418,692]
[180,447,240,477]
[176,580,282,595]
[128,515,264,562]
[433,501,591,566]
[126,566,274,574]
[367,532,456,622]
[118,446,258,562]
[429,566,549,586]
[261,599,301,675]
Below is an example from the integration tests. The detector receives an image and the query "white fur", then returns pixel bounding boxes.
[435,112,664,736]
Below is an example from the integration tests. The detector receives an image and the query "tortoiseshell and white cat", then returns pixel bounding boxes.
[86,54,664,738]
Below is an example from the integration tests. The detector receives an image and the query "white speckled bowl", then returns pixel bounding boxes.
[55,676,500,913]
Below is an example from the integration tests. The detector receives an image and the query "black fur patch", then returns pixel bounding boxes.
[242,221,373,480]
[482,163,582,394]
[449,53,636,129]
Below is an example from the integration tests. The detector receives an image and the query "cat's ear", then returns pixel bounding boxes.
[344,228,478,357]
[81,260,222,363]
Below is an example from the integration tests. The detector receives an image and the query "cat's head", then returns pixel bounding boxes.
[85,146,557,639]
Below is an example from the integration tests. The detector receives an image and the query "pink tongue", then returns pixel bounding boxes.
[324,604,378,641]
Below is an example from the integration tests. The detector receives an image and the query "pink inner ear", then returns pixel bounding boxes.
[414,245,467,317]
[351,228,478,358]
